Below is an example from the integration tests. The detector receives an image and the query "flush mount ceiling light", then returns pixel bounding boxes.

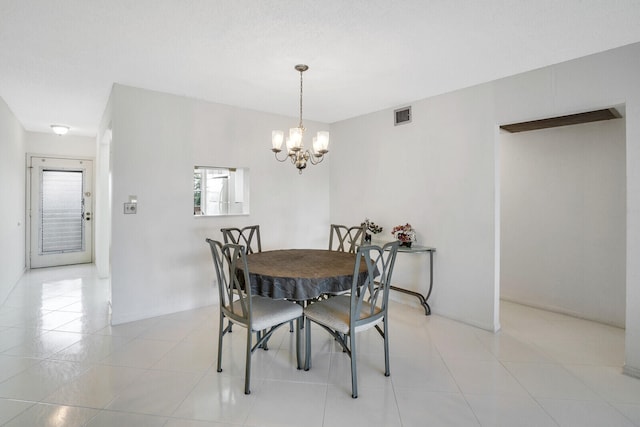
[50,125,69,136]
[271,64,329,174]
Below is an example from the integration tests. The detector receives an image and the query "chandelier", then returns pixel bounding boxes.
[271,64,329,174]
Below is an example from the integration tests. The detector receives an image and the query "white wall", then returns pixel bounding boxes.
[26,131,96,158]
[107,84,331,324]
[330,41,640,375]
[500,119,626,327]
[330,84,499,331]
[0,97,26,304]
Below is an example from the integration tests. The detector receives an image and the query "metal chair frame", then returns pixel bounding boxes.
[206,239,302,394]
[329,224,365,253]
[221,225,262,254]
[304,241,400,398]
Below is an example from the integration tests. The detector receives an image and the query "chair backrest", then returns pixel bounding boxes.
[329,224,365,253]
[349,241,400,329]
[206,239,252,323]
[221,225,262,254]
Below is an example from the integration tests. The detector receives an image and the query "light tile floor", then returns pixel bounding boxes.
[1,264,639,426]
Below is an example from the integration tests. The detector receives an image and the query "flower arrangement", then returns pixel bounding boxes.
[362,218,383,243]
[362,218,383,235]
[391,223,416,247]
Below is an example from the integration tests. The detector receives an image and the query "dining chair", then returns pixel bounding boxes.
[329,224,365,253]
[221,225,294,335]
[221,225,262,254]
[303,241,400,398]
[206,239,303,394]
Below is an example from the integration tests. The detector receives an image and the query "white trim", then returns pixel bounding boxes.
[623,364,640,379]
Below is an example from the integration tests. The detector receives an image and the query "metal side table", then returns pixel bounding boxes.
[388,244,436,315]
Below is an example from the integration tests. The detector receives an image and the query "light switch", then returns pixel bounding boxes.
[124,203,137,214]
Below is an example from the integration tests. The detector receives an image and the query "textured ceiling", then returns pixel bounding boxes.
[2,0,640,137]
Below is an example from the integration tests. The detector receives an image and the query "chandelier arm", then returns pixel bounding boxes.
[273,151,291,162]
[307,151,325,165]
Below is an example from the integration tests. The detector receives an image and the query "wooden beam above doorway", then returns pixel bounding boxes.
[500,108,622,133]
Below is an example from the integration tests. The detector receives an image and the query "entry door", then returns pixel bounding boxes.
[30,157,93,268]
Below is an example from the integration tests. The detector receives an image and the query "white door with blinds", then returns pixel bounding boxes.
[30,157,93,268]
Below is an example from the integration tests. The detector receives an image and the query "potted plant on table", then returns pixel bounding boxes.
[362,218,383,243]
[391,223,416,247]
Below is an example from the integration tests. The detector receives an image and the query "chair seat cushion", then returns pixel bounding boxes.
[303,295,382,334]
[238,296,302,331]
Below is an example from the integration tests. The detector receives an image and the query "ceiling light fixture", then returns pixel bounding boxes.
[271,64,329,174]
[50,125,69,136]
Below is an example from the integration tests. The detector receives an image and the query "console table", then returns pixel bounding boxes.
[388,244,436,315]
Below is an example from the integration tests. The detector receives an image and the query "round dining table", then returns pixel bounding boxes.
[241,249,369,301]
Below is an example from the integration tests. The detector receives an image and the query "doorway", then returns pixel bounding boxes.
[28,156,94,268]
[499,117,626,327]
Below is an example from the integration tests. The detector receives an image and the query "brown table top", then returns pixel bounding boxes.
[242,249,367,301]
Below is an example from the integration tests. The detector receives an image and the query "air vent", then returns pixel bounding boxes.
[394,106,412,126]
[500,108,621,133]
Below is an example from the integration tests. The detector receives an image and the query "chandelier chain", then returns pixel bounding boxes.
[299,69,304,129]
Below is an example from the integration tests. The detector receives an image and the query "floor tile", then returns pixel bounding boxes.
[394,387,480,427]
[42,364,147,408]
[2,402,99,427]
[164,418,239,427]
[0,354,40,383]
[99,338,177,368]
[538,398,636,427]
[0,359,88,400]
[474,330,553,363]
[84,409,167,426]
[172,373,257,424]
[322,383,402,427]
[445,359,528,396]
[244,379,327,427]
[49,334,131,364]
[390,352,459,392]
[1,329,82,358]
[611,403,640,426]
[503,362,601,400]
[465,394,557,427]
[563,364,640,405]
[0,398,34,425]
[105,369,202,416]
[151,337,216,373]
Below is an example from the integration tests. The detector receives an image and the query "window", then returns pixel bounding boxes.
[194,166,249,216]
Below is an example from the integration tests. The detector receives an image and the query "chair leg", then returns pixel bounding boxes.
[350,334,358,398]
[217,315,225,373]
[296,317,303,369]
[257,330,269,350]
[245,328,252,394]
[304,317,312,371]
[383,318,390,377]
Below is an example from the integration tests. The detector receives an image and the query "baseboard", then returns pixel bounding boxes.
[111,297,215,326]
[623,364,640,379]
[500,296,625,329]
[0,267,27,306]
[434,308,500,333]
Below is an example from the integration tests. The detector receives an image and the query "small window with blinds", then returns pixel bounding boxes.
[40,170,84,253]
